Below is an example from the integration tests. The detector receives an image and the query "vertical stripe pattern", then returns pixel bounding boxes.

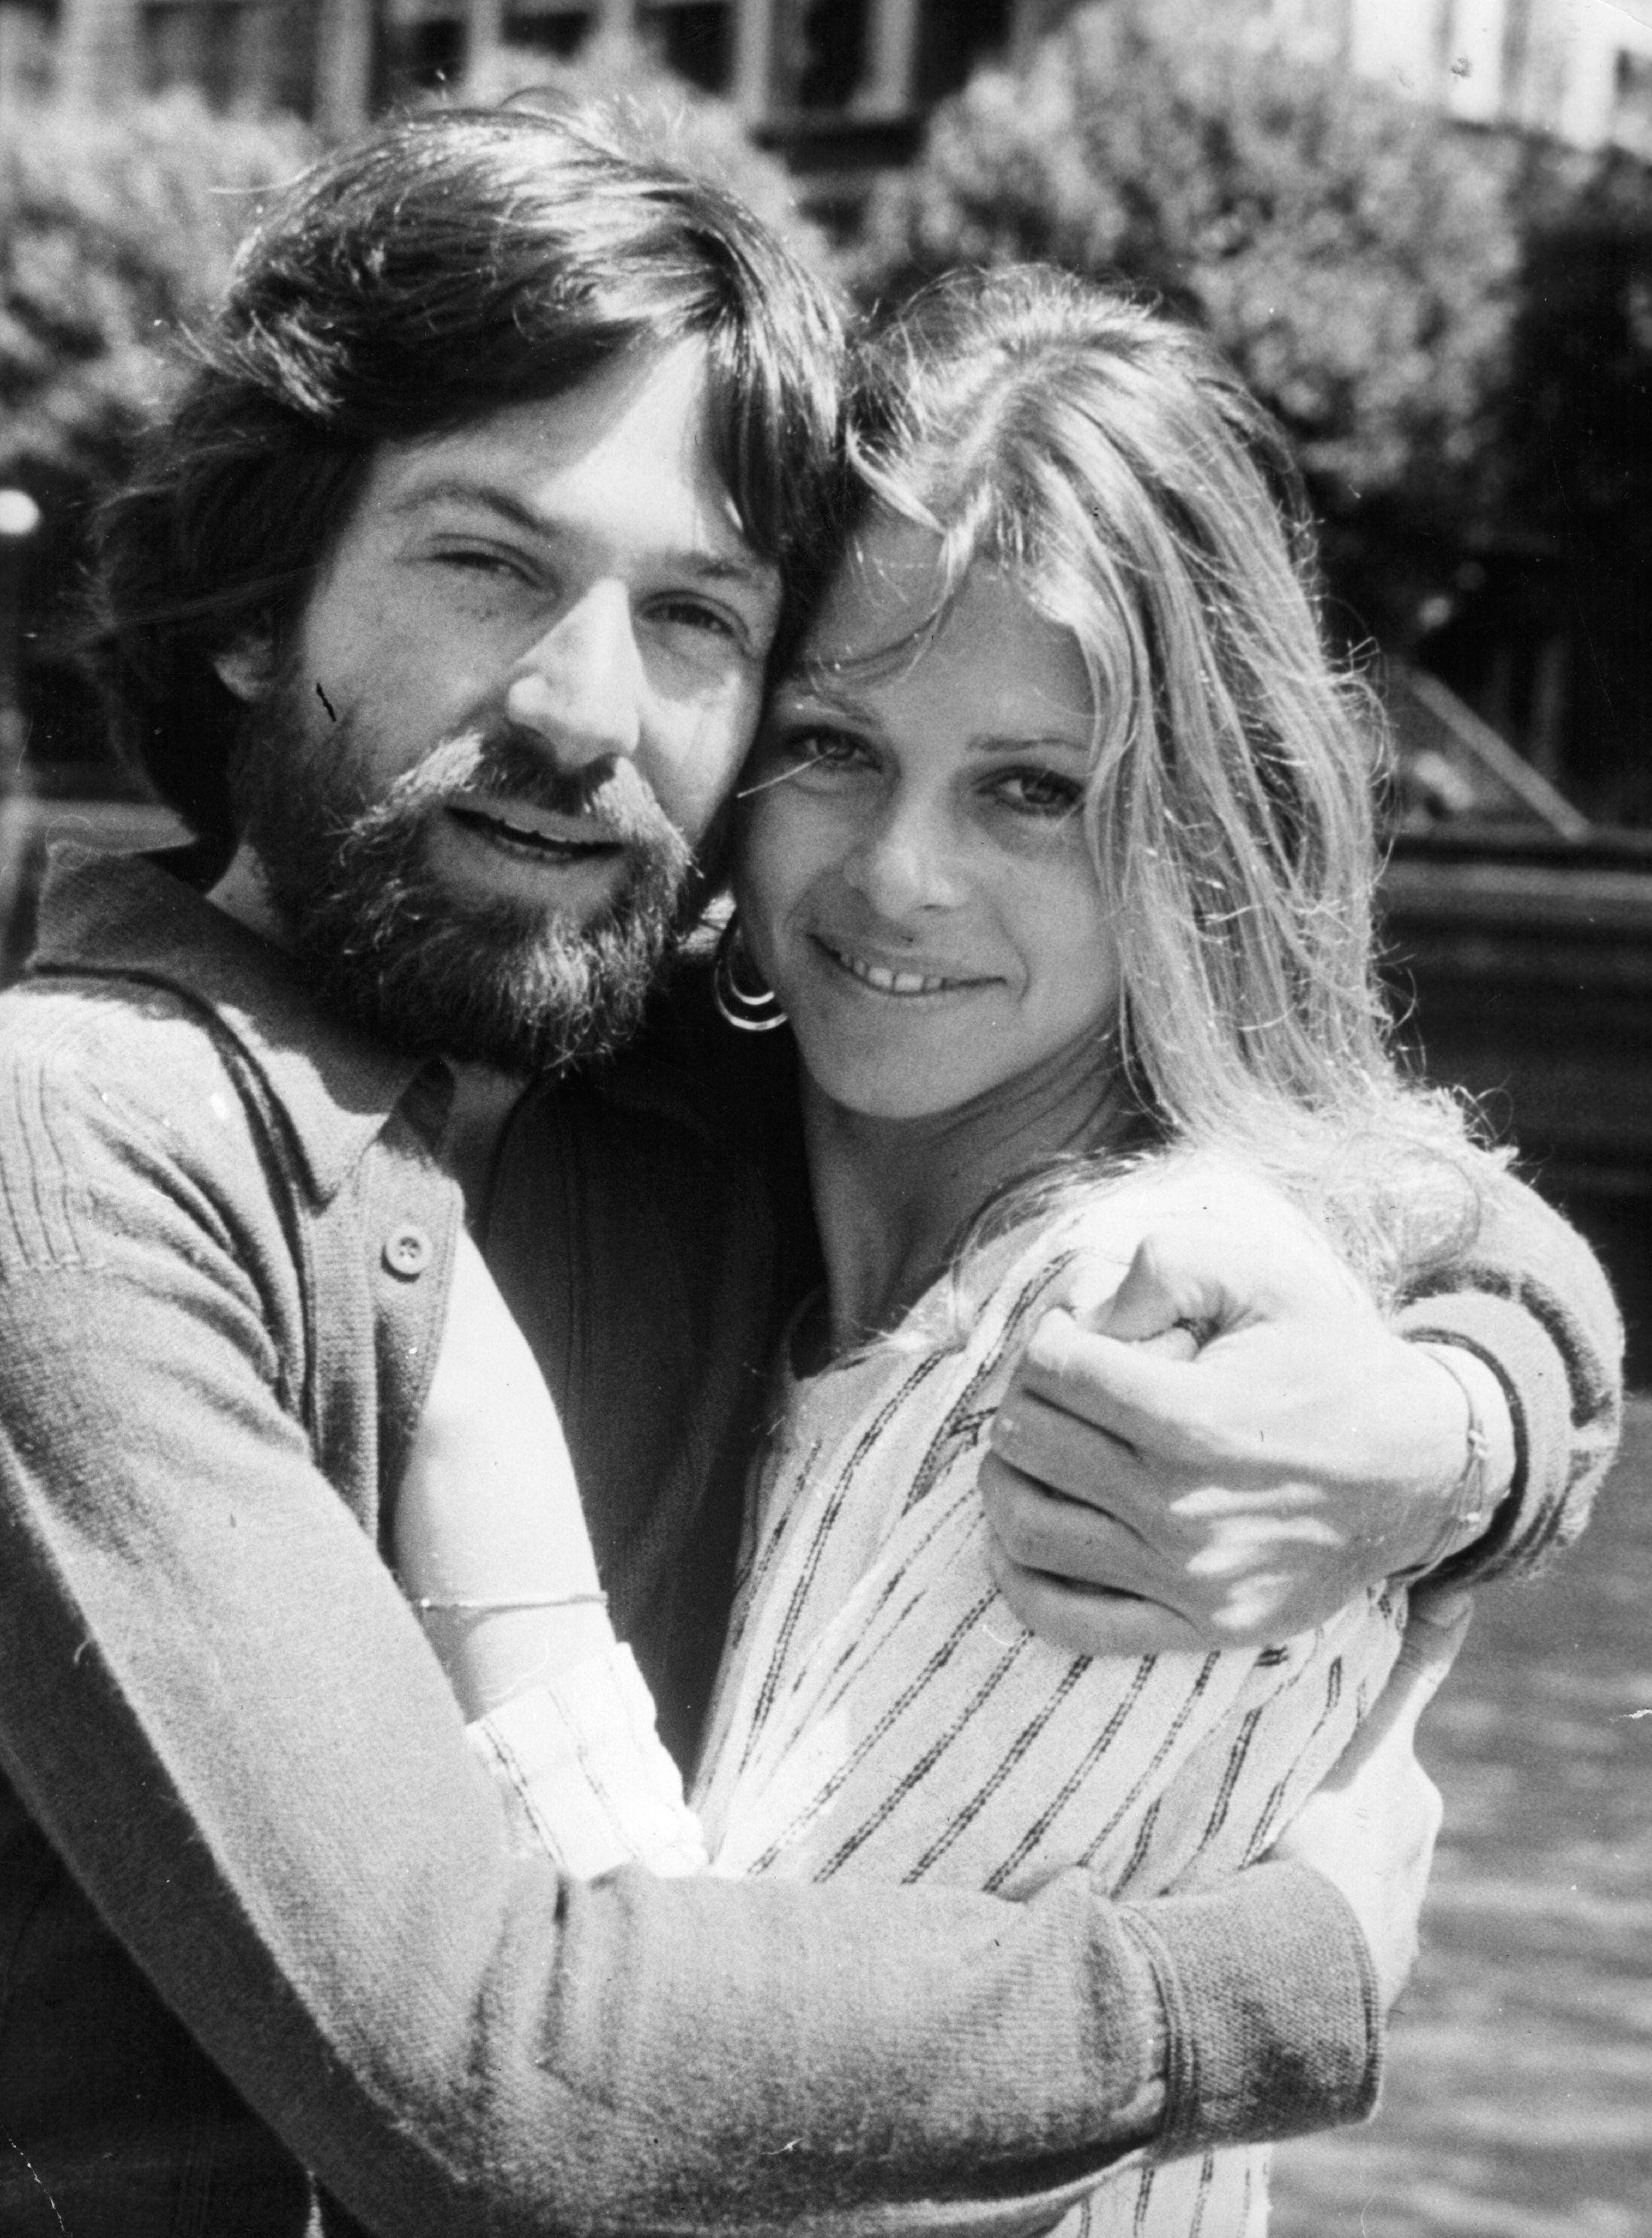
[695,1168,1405,2238]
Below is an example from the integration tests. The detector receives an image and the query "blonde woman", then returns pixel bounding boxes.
[402,271,1534,2231]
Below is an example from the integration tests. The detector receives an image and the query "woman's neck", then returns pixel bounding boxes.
[803,1041,1130,1358]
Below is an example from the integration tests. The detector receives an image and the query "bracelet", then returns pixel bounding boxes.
[411,1590,610,1615]
[1403,1347,1494,1578]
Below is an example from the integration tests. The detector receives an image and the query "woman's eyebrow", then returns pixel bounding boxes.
[963,729,1094,757]
[774,672,877,718]
[776,679,1090,758]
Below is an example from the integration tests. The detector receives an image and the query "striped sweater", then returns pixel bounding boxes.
[691,1167,1404,2236]
[479,1159,1406,2236]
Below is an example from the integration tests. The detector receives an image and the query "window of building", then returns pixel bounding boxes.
[1613,44,1652,159]
[638,2,732,93]
[499,4,593,58]
[398,9,465,84]
[0,3,54,104]
[914,0,1010,104]
[775,0,867,108]
[139,0,286,107]
[761,0,1017,121]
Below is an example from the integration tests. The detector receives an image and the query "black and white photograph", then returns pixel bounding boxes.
[0,3,1646,2233]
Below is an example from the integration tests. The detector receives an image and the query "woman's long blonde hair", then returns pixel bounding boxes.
[844,268,1489,1301]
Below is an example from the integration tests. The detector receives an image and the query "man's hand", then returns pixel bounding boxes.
[982,1212,1504,1656]
[1271,1588,1470,2011]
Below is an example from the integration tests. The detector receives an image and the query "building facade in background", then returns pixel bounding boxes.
[4,0,1652,161]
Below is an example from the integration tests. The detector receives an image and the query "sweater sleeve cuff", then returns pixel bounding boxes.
[466,1645,709,1879]
[1395,1290,1568,1583]
[1118,1861,1382,2155]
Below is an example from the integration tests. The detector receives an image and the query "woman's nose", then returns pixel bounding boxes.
[503,584,643,773]
[840,795,967,917]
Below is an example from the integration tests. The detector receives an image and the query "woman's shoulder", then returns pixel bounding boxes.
[991,1147,1334,1309]
[1057,1146,1313,1246]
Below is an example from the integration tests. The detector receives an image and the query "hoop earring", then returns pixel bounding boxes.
[713,914,788,1033]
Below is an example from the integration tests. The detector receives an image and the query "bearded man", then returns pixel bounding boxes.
[0,106,1620,2238]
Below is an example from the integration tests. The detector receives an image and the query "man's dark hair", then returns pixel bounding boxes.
[85,105,847,861]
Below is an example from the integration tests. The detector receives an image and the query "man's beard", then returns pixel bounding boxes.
[231,691,702,1075]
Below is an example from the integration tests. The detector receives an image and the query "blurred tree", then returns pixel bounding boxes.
[1,91,316,489]
[853,0,1521,639]
[1505,145,1652,574]
[444,31,841,287]
[1455,144,1652,823]
[0,92,315,773]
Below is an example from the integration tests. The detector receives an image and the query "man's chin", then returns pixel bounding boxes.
[288,876,679,1076]
[235,710,699,1071]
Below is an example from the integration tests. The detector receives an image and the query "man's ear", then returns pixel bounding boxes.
[213,633,277,704]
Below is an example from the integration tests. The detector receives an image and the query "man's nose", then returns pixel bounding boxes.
[840,793,967,918]
[503,583,644,772]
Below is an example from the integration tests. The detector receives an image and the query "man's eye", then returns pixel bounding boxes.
[433,547,531,583]
[652,596,740,643]
[990,768,1085,818]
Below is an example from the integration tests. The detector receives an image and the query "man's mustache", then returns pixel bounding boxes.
[370,727,692,868]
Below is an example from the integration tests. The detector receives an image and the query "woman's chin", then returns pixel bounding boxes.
[789,1005,1123,1140]
[792,1035,1005,1128]
[793,1049,951,1126]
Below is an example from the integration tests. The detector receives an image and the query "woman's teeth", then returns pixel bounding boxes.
[828,945,956,995]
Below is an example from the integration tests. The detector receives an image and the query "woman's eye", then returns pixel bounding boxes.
[990,768,1085,818]
[779,727,879,780]
[760,724,867,769]
[740,727,874,801]
[793,728,864,764]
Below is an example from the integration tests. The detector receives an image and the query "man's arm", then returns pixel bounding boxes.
[980,1166,1623,1656]
[1392,1165,1623,1584]
[0,1028,1379,2238]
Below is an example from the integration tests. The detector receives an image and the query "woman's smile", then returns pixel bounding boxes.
[812,935,998,1000]
[735,519,1121,1130]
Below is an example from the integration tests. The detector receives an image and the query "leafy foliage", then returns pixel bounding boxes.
[1504,143,1652,565]
[1477,144,1652,821]
[0,91,317,488]
[855,0,1519,528]
[0,95,314,776]
[442,32,841,289]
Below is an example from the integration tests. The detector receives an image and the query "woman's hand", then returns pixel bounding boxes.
[395,1229,613,1715]
[1269,1588,1471,2012]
